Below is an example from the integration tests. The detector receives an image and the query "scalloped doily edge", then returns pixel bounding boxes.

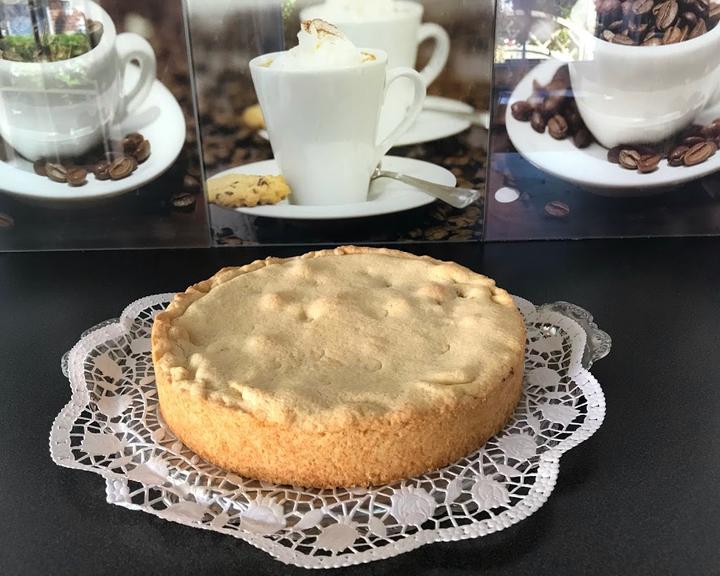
[50,293,607,569]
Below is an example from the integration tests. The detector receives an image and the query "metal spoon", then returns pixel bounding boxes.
[370,164,480,209]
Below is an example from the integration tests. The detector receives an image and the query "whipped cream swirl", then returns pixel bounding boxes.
[270,20,366,70]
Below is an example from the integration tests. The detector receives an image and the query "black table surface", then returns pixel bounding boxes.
[2,239,719,576]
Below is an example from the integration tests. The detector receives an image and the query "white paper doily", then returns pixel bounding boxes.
[51,294,609,569]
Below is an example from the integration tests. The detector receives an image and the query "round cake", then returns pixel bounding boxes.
[151,246,526,488]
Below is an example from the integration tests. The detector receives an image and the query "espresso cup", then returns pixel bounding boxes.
[568,0,720,148]
[249,49,426,206]
[300,0,449,139]
[0,0,156,161]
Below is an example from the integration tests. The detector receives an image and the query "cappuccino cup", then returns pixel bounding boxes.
[300,0,449,139]
[568,0,720,148]
[0,0,157,161]
[250,47,425,205]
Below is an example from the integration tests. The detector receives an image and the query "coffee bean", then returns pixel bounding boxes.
[530,111,546,133]
[702,118,720,138]
[683,135,707,146]
[573,128,594,148]
[608,19,625,31]
[67,167,88,187]
[643,35,664,44]
[627,21,649,35]
[109,156,137,180]
[637,153,662,173]
[689,18,708,36]
[710,3,720,22]
[619,149,642,169]
[46,163,68,183]
[543,94,567,117]
[33,160,47,177]
[599,0,622,14]
[122,132,144,154]
[643,26,660,39]
[133,139,151,164]
[171,192,196,212]
[684,141,717,165]
[682,10,699,25]
[0,212,14,229]
[544,201,570,219]
[632,0,656,13]
[668,145,690,166]
[655,0,679,29]
[681,124,705,138]
[564,107,584,133]
[511,101,533,121]
[93,161,111,180]
[690,0,710,17]
[548,115,569,139]
[612,33,637,44]
[602,29,617,41]
[607,146,624,163]
[663,24,687,42]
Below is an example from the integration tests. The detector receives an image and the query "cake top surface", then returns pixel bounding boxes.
[152,247,526,431]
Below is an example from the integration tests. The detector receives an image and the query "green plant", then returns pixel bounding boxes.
[0,31,91,62]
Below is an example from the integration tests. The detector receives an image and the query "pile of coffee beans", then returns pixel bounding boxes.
[510,65,595,150]
[511,64,720,174]
[594,0,720,45]
[32,132,152,188]
[607,121,719,172]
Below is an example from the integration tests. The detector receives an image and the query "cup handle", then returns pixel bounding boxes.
[416,23,450,86]
[116,33,157,119]
[374,67,427,162]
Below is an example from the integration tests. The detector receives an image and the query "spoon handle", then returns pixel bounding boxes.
[376,170,480,209]
[422,107,490,129]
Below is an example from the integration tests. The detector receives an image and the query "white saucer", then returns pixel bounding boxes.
[258,96,474,148]
[210,155,455,220]
[506,59,720,195]
[0,66,186,202]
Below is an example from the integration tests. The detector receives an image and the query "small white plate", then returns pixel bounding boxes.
[258,96,475,148]
[506,59,720,195]
[210,155,455,220]
[0,66,186,202]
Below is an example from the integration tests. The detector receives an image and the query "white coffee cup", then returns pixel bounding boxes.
[568,0,720,148]
[249,48,426,205]
[0,0,157,161]
[300,1,449,138]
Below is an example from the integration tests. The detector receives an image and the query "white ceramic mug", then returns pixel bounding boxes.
[249,48,426,205]
[300,0,450,138]
[0,0,156,161]
[568,0,720,148]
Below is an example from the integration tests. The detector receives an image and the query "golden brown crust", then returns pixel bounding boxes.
[156,359,523,488]
[152,246,526,488]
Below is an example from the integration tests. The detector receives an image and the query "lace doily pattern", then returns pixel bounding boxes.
[50,294,607,569]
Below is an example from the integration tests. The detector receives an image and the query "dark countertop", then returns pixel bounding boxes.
[1,239,719,575]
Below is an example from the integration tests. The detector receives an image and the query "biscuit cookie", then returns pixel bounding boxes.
[207,174,290,207]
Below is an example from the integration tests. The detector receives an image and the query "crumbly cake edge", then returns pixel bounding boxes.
[155,349,525,488]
